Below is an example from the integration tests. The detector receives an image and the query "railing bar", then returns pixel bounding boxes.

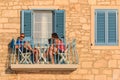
[14,40,16,64]
[73,46,74,64]
[57,43,59,64]
[55,43,57,64]
[68,42,70,64]
[37,43,39,64]
[10,52,12,64]
[10,48,13,64]
[18,41,21,64]
[12,53,13,64]
[76,49,79,64]
[46,42,49,63]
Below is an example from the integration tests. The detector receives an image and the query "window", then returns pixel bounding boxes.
[21,9,65,44]
[95,9,118,46]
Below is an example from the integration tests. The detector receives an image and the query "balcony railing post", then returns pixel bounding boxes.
[14,39,16,64]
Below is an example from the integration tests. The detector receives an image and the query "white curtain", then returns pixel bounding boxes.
[33,11,52,44]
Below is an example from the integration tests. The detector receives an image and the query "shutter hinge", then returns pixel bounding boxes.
[53,12,55,15]
[95,12,96,15]
[95,40,97,43]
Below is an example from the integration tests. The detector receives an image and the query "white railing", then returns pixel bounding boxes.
[9,38,78,65]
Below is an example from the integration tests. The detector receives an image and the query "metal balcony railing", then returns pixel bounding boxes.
[9,38,78,71]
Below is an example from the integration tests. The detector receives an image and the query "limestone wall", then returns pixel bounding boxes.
[0,0,120,80]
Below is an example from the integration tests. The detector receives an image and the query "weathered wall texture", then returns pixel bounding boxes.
[0,0,120,80]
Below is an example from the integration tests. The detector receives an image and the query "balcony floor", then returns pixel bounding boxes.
[11,64,77,71]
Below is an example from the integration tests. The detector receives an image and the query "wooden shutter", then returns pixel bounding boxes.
[53,10,65,42]
[108,10,118,45]
[95,11,105,45]
[21,10,33,41]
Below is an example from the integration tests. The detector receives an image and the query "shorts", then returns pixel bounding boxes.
[58,49,64,53]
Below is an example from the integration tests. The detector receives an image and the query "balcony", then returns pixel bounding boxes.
[9,39,78,71]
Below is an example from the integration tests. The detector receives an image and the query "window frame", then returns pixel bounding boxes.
[21,9,66,45]
[91,6,120,49]
[95,9,118,46]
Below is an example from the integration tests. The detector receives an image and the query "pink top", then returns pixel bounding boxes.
[56,40,66,52]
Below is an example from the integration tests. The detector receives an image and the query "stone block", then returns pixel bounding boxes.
[82,24,90,30]
[80,17,87,23]
[112,55,120,59]
[88,0,96,5]
[0,29,17,33]
[102,69,112,75]
[108,60,117,68]
[95,75,106,80]
[91,69,99,74]
[54,0,69,5]
[2,10,18,17]
[70,0,79,3]
[82,62,93,68]
[0,18,8,23]
[113,69,120,80]
[83,75,94,80]
[78,69,88,74]
[4,23,20,29]
[13,6,21,9]
[8,18,20,23]
[94,59,108,68]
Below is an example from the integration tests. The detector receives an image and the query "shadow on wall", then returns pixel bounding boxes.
[5,39,15,74]
[5,70,74,74]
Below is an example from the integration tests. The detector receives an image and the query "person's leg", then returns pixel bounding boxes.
[33,48,39,63]
[43,44,59,64]
[52,47,58,64]
[43,45,53,62]
[45,45,55,64]
[35,50,39,63]
[49,49,55,64]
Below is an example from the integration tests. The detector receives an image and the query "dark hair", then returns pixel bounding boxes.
[20,33,25,36]
[52,33,59,39]
[48,38,55,44]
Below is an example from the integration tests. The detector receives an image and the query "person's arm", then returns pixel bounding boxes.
[15,40,19,49]
[24,41,33,51]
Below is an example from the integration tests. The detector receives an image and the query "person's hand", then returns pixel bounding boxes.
[15,45,19,48]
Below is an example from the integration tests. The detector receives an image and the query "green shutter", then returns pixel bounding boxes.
[95,11,105,45]
[21,10,32,41]
[108,11,118,45]
[53,10,65,42]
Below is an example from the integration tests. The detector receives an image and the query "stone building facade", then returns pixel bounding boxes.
[0,0,120,80]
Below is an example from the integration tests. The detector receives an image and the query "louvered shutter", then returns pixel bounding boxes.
[21,10,32,41]
[95,11,105,45]
[53,10,65,42]
[108,11,118,45]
